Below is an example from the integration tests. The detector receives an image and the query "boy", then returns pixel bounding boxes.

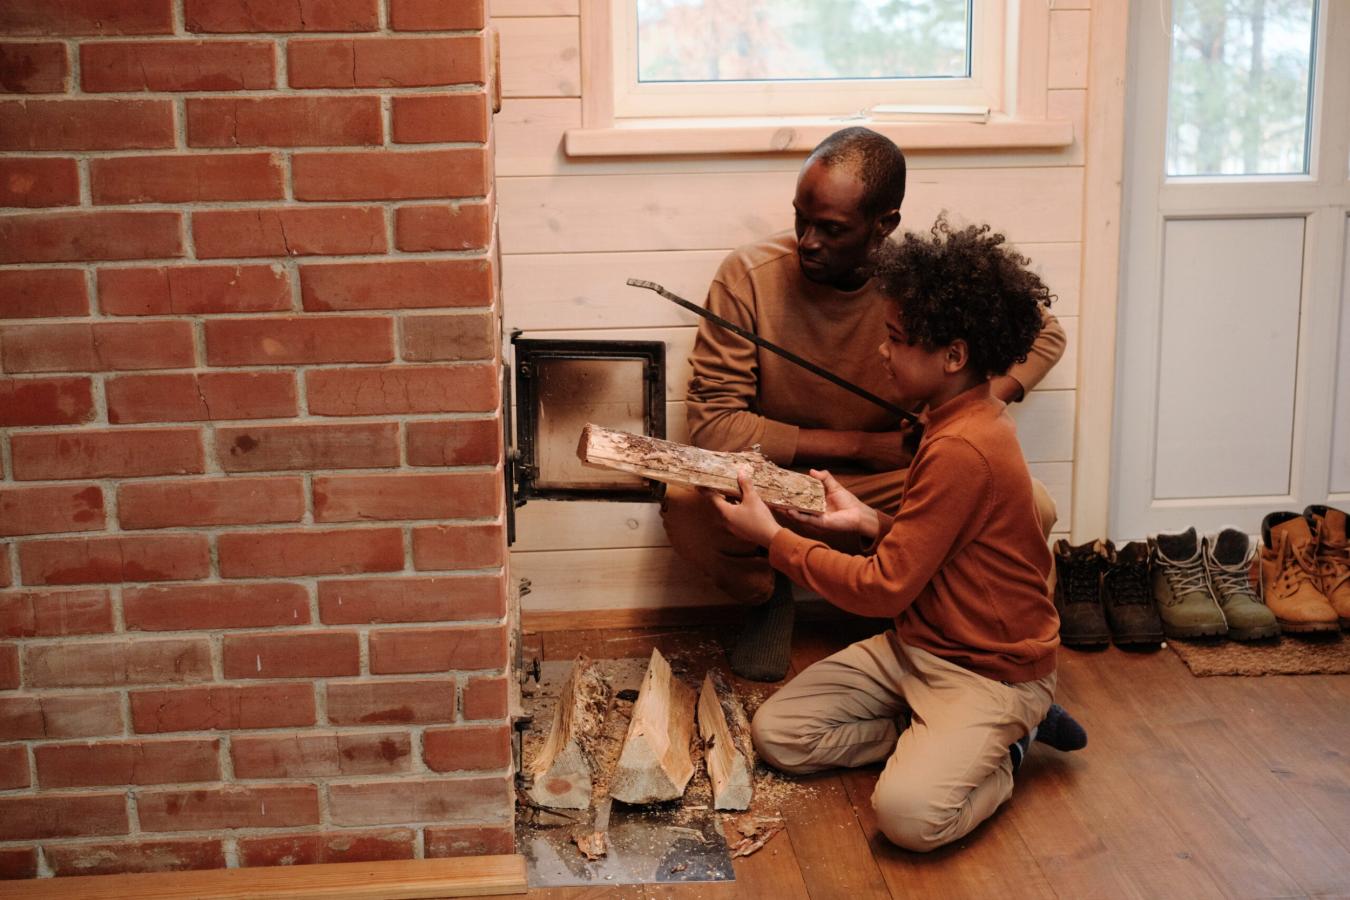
[710,217,1083,852]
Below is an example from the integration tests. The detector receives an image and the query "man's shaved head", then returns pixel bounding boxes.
[805,127,907,219]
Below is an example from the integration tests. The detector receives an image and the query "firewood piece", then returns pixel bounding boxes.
[697,671,755,810]
[526,655,610,810]
[577,423,826,514]
[610,648,697,804]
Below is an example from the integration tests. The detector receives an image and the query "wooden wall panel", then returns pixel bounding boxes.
[496,17,581,97]
[1048,10,1092,90]
[493,0,579,15]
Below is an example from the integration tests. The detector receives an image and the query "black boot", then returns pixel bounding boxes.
[1053,539,1110,648]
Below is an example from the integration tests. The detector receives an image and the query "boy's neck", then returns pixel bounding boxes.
[923,372,986,413]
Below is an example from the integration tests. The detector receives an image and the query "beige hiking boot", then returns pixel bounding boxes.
[1305,505,1350,628]
[1258,512,1339,633]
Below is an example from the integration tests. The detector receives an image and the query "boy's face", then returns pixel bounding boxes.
[793,160,898,291]
[879,301,950,408]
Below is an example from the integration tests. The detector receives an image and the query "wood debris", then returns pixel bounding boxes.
[697,671,755,810]
[728,816,786,858]
[526,655,611,809]
[577,423,826,514]
[610,648,697,804]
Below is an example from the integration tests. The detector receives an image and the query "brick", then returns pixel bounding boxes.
[0,157,78,207]
[11,428,203,480]
[319,576,504,625]
[412,523,505,571]
[131,683,314,733]
[292,149,488,201]
[401,313,494,361]
[369,625,506,675]
[0,1,174,36]
[288,36,484,89]
[0,588,112,636]
[82,41,273,92]
[98,264,291,316]
[315,472,498,523]
[423,725,510,773]
[0,211,182,264]
[406,419,500,467]
[92,153,283,204]
[125,582,309,631]
[392,95,488,144]
[302,259,492,312]
[0,99,173,150]
[216,422,398,472]
[0,556,8,589]
[0,270,88,318]
[0,485,103,538]
[462,676,507,721]
[0,693,123,740]
[185,0,377,33]
[329,777,508,826]
[45,839,224,877]
[309,365,498,416]
[0,794,128,840]
[0,42,68,92]
[0,847,37,880]
[425,825,513,859]
[231,731,411,778]
[36,738,219,788]
[187,96,381,148]
[0,376,94,426]
[204,316,393,366]
[325,679,456,725]
[239,830,414,868]
[219,528,403,578]
[138,785,319,833]
[395,204,490,253]
[222,631,360,679]
[193,207,386,258]
[0,745,28,790]
[0,646,15,690]
[2,321,194,373]
[390,0,485,31]
[19,534,210,586]
[24,638,211,687]
[119,477,304,530]
[107,372,298,424]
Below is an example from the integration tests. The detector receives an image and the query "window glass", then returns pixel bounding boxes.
[1165,0,1318,176]
[635,0,970,84]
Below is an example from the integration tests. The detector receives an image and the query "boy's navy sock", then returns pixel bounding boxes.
[1034,703,1088,752]
[1009,731,1033,774]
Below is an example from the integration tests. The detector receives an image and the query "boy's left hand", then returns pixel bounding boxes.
[708,471,782,548]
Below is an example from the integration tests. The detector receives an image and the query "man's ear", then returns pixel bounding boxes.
[874,209,900,241]
[943,339,970,373]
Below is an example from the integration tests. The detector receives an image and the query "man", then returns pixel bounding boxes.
[661,127,1066,681]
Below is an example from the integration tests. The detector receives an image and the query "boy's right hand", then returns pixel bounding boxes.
[785,469,880,542]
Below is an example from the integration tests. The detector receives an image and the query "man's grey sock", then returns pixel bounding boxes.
[729,582,794,682]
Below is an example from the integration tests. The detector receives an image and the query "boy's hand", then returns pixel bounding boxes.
[785,469,880,542]
[708,471,782,548]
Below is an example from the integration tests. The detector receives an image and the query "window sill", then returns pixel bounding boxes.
[564,115,1075,157]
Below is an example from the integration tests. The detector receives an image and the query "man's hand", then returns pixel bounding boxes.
[853,429,915,472]
[794,422,919,472]
[785,469,880,542]
[708,471,783,548]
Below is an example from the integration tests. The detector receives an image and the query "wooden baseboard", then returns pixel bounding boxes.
[521,599,879,633]
[0,855,527,900]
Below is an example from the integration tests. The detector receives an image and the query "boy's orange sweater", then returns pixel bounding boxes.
[768,382,1059,683]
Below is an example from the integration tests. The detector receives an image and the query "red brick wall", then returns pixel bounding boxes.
[0,0,512,879]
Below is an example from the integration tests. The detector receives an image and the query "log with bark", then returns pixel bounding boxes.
[526,655,611,810]
[697,671,755,810]
[576,423,826,514]
[609,648,697,804]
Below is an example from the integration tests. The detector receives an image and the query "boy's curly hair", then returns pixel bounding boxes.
[873,215,1053,378]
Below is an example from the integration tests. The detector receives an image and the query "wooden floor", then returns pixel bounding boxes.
[522,621,1350,900]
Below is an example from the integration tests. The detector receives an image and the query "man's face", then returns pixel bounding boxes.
[793,160,894,290]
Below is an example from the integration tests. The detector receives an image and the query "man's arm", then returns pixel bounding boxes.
[991,305,1066,403]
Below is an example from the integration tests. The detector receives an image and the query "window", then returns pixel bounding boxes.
[611,0,1004,118]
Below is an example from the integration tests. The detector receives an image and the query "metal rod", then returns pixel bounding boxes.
[627,278,920,425]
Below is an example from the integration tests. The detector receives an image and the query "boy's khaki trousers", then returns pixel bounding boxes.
[751,631,1055,853]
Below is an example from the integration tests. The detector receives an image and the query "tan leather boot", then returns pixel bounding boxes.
[1259,512,1339,633]
[1306,505,1350,628]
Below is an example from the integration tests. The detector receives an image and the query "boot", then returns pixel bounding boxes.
[1305,505,1350,628]
[1149,528,1227,639]
[1259,512,1339,633]
[1203,530,1280,641]
[1100,541,1164,646]
[1052,539,1110,648]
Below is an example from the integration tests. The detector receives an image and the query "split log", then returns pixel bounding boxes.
[697,671,755,810]
[610,648,696,804]
[577,423,826,514]
[526,655,610,810]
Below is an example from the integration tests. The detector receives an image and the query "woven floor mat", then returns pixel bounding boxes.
[1167,632,1350,676]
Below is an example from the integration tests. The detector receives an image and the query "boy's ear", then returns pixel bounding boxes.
[943,339,970,374]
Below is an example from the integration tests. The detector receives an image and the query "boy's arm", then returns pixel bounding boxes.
[992,306,1065,402]
[768,437,989,618]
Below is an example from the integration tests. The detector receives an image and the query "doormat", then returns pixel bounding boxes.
[1167,633,1350,676]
